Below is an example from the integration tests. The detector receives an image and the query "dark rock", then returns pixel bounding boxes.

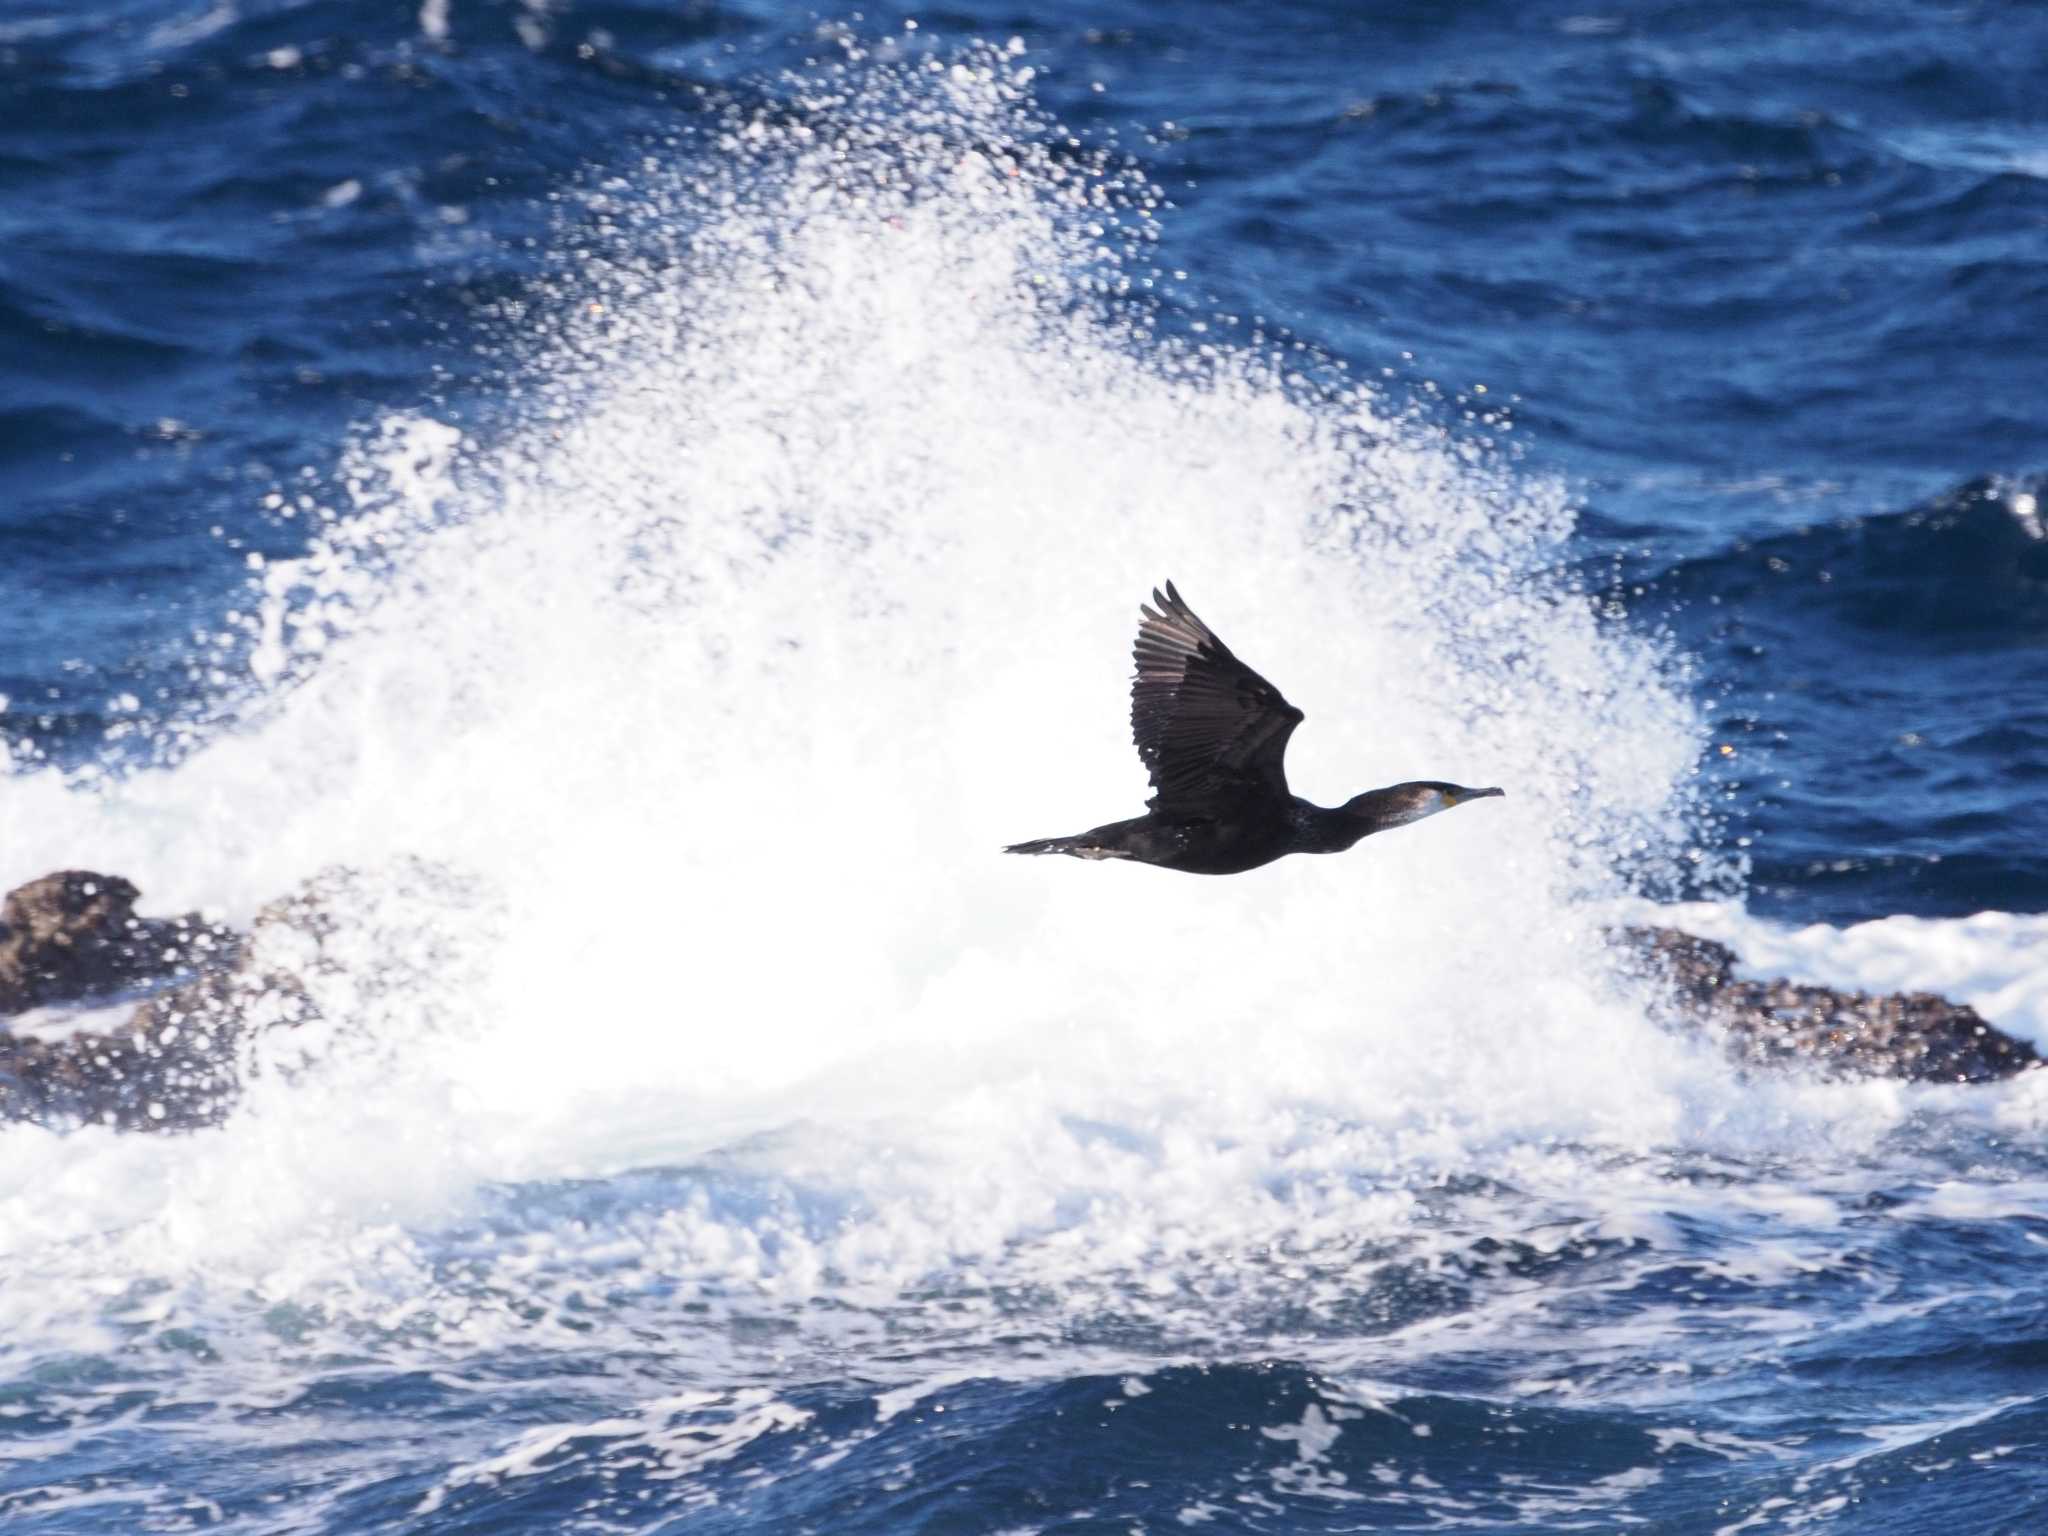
[1616,924,2041,1084]
[0,1001,247,1132]
[1622,925,1737,1001]
[0,862,458,1132]
[0,871,234,1015]
[0,872,292,1131]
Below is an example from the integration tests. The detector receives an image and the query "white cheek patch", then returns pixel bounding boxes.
[1389,792,1450,827]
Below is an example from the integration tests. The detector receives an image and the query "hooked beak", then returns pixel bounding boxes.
[1456,786,1506,804]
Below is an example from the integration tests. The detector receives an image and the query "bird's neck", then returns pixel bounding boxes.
[1298,786,1444,850]
[1294,800,1377,855]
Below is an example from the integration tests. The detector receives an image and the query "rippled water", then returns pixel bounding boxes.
[2,3,2045,1532]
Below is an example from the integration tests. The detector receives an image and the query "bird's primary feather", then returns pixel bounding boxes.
[1130,580,1305,814]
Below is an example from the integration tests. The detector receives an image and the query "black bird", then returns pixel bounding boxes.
[1005,582,1504,875]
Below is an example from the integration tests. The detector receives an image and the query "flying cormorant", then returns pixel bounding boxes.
[1004,582,1503,875]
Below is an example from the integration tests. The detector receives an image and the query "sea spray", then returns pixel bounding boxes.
[0,43,1869,1383]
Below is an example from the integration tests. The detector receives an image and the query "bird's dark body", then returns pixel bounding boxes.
[1005,583,1502,874]
[1011,797,1377,875]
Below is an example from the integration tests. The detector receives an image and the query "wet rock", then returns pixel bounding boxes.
[1617,925,2041,1084]
[1,861,471,1132]
[0,872,309,1131]
[0,1000,247,1131]
[118,878,341,1076]
[0,871,233,1014]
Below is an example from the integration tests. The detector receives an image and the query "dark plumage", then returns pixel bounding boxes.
[1004,582,1503,874]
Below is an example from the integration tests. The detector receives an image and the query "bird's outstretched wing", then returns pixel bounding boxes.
[1131,581,1305,814]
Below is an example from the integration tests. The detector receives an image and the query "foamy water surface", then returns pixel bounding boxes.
[2,14,2045,1534]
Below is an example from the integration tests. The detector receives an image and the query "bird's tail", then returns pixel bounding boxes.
[1003,834,1125,860]
[1004,835,1082,857]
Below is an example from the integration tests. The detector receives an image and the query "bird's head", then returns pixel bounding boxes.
[1344,780,1506,830]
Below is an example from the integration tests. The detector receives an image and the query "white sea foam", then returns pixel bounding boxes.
[0,48,2040,1386]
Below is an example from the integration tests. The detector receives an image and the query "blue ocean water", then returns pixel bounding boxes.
[3,1,2047,1532]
